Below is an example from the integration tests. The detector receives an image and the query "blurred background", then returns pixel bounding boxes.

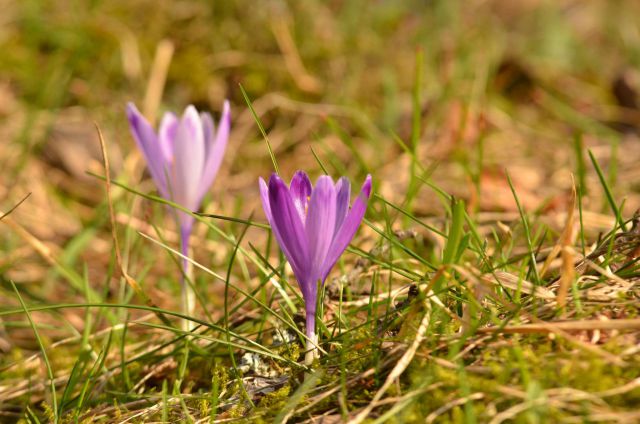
[2,0,640,341]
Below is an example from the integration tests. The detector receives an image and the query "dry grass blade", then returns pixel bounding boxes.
[530,317,628,367]
[478,318,640,333]
[584,259,635,289]
[1,218,56,266]
[271,15,322,94]
[538,179,577,287]
[425,393,485,424]
[595,377,640,397]
[96,123,138,293]
[143,39,174,124]
[489,397,549,424]
[563,411,640,423]
[483,270,555,300]
[95,123,172,327]
[558,179,577,308]
[0,192,31,221]
[0,214,96,298]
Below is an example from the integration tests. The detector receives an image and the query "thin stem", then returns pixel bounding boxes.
[305,312,317,366]
[180,224,195,332]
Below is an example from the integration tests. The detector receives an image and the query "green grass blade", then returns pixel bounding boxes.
[442,198,465,265]
[239,83,279,174]
[588,149,626,231]
[11,280,58,423]
[506,171,540,284]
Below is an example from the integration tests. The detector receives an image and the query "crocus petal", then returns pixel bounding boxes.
[126,103,169,196]
[158,111,178,163]
[321,174,372,282]
[200,112,215,146]
[260,177,304,287]
[334,177,351,235]
[259,177,273,222]
[197,100,230,201]
[305,175,337,285]
[289,170,312,223]
[173,105,206,214]
[267,174,311,295]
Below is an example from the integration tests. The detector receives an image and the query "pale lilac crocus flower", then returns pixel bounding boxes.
[259,171,372,364]
[127,102,230,323]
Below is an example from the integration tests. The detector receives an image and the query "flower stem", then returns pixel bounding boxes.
[305,312,318,366]
[180,225,195,332]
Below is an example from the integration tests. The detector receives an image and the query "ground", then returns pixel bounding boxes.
[1,1,639,423]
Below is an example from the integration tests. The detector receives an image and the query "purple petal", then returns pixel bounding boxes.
[267,174,311,296]
[260,176,300,284]
[126,103,169,197]
[289,170,312,223]
[334,177,351,235]
[321,174,372,282]
[197,100,230,201]
[158,111,178,163]
[259,177,273,223]
[172,105,205,212]
[305,175,337,285]
[200,112,215,145]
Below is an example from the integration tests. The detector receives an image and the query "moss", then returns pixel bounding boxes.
[40,402,56,423]
[393,333,640,422]
[211,363,230,394]
[276,341,301,364]
[198,399,210,418]
[226,402,248,419]
[252,384,292,421]
[112,398,122,421]
[260,384,291,409]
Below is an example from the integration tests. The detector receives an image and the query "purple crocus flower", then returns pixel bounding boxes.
[127,102,230,322]
[259,171,372,363]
